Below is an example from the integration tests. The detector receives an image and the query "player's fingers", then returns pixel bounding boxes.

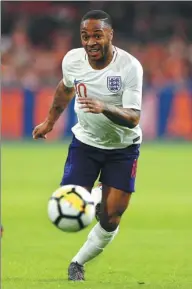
[39,134,47,139]
[83,103,97,110]
[78,100,89,105]
[32,131,38,139]
[33,133,40,139]
[33,128,46,139]
[32,126,42,137]
[79,104,88,109]
[77,97,92,101]
[80,102,96,108]
[84,107,98,113]
[32,127,38,135]
[88,103,95,108]
[83,108,91,112]
[33,134,46,140]
[77,98,85,103]
[77,98,93,104]
[82,105,95,112]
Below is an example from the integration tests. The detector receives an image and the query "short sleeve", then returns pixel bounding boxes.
[122,59,143,110]
[62,52,74,88]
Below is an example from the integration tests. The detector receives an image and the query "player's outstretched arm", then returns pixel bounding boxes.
[46,80,75,125]
[32,80,75,139]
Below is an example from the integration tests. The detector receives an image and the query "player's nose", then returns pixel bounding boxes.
[87,38,97,46]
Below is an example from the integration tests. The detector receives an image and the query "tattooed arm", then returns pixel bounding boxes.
[47,80,75,125]
[32,80,75,139]
[103,105,140,128]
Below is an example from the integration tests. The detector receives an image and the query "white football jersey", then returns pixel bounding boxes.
[62,46,143,149]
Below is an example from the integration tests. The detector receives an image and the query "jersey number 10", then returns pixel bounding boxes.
[75,83,87,98]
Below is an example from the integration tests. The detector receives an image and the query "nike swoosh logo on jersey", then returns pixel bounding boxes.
[74,79,84,85]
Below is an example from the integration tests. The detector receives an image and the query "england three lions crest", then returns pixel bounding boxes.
[107,76,122,93]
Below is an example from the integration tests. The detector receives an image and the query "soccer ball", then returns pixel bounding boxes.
[48,185,95,232]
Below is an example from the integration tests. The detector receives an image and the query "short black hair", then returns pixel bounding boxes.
[81,10,112,28]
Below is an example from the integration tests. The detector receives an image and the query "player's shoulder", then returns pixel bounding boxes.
[115,46,143,75]
[62,48,85,70]
[63,48,85,61]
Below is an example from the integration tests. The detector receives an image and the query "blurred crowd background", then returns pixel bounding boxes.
[1,1,192,141]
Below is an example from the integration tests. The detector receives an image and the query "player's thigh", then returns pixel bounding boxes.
[60,137,103,190]
[99,184,132,231]
[100,144,140,193]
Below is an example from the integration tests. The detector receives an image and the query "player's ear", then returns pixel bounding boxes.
[110,29,113,41]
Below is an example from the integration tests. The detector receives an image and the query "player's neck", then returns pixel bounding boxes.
[88,46,114,70]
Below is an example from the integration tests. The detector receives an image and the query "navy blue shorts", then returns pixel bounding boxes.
[60,136,140,193]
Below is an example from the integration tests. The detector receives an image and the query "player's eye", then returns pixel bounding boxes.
[95,35,101,39]
[82,35,89,41]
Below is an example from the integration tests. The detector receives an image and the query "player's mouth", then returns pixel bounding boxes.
[87,47,101,58]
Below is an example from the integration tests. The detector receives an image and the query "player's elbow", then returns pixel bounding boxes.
[115,115,139,128]
[126,112,140,129]
[127,118,139,129]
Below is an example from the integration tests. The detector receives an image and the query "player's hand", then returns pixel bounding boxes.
[77,97,105,114]
[32,120,54,140]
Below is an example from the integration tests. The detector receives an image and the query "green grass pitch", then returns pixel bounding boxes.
[1,141,192,289]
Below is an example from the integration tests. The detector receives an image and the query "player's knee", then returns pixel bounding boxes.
[100,216,120,231]
[99,188,131,232]
[100,208,126,232]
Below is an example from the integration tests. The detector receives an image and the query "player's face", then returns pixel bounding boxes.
[80,19,113,61]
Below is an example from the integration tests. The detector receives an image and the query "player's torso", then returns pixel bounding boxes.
[67,47,142,149]
[72,50,124,106]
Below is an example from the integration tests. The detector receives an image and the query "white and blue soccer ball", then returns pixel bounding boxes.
[48,185,95,232]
